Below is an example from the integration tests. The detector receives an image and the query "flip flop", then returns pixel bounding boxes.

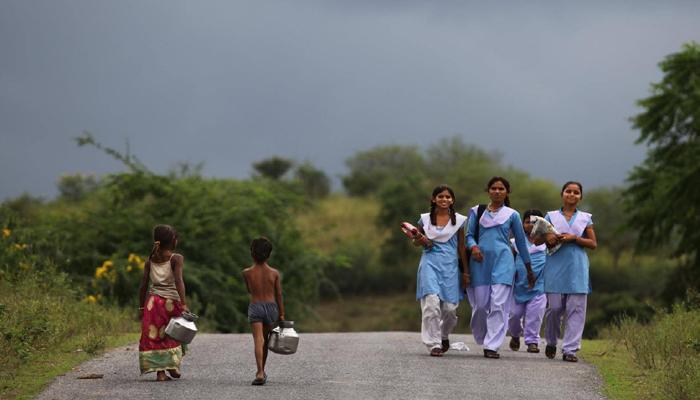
[430,347,443,357]
[251,373,267,385]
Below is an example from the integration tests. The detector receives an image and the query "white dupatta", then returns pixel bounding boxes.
[420,212,467,243]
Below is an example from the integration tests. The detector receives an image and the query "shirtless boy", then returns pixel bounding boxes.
[242,237,285,386]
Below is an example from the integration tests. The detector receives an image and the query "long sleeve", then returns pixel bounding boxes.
[511,213,531,265]
[466,210,479,248]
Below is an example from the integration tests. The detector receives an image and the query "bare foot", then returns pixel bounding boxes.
[156,371,172,381]
[167,369,181,379]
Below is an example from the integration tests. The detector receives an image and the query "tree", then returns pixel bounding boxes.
[342,145,426,196]
[294,162,331,198]
[583,187,636,269]
[252,157,293,180]
[623,41,700,294]
[58,174,99,202]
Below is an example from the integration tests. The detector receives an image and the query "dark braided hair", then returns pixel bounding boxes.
[486,176,511,208]
[430,185,457,226]
[150,224,178,262]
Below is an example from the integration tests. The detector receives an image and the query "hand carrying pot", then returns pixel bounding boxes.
[165,311,198,344]
[268,320,299,355]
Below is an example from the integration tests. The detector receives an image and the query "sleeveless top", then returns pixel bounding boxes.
[148,254,181,301]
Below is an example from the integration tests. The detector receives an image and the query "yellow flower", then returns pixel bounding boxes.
[95,265,107,279]
[102,260,113,269]
[13,243,27,250]
[126,265,133,272]
[129,253,144,266]
[85,295,98,303]
[2,228,10,238]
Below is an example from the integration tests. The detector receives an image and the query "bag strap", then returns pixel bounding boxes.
[474,204,487,244]
[457,226,466,273]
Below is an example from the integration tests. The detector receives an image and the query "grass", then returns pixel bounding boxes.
[294,195,388,255]
[0,260,139,400]
[1,333,139,400]
[301,292,421,332]
[580,339,645,400]
[302,292,471,333]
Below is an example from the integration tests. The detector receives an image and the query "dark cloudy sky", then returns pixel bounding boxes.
[1,1,698,200]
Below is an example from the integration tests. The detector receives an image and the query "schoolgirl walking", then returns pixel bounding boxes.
[411,185,469,356]
[541,181,597,362]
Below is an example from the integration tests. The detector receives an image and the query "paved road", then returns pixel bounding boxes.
[38,332,604,400]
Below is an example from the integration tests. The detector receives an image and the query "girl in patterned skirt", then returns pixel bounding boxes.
[138,224,189,381]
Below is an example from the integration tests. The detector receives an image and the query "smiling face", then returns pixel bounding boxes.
[432,189,453,210]
[488,180,508,204]
[561,183,582,207]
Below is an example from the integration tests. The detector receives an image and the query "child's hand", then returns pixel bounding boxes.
[526,269,536,289]
[559,233,577,243]
[545,233,559,248]
[470,246,483,262]
[461,272,470,289]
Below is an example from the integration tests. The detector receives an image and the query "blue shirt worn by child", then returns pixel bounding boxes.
[466,205,531,288]
[542,209,593,294]
[415,213,467,304]
[511,239,547,303]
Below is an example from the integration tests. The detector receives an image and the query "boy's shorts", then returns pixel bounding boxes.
[248,302,279,325]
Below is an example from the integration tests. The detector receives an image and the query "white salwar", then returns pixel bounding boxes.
[420,294,458,350]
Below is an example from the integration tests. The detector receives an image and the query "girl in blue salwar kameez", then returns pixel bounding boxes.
[467,177,535,359]
[412,185,469,357]
[539,181,597,362]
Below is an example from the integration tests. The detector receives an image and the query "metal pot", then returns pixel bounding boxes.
[165,311,198,344]
[268,320,299,355]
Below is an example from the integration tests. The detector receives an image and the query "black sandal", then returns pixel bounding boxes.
[526,343,540,353]
[562,354,578,362]
[430,347,443,357]
[483,349,500,359]
[509,336,520,351]
[545,345,556,359]
[441,339,450,353]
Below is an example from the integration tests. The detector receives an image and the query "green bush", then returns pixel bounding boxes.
[609,301,700,399]
[0,263,136,385]
[1,172,327,332]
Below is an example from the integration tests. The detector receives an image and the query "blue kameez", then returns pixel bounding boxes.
[512,242,546,304]
[542,210,593,294]
[415,219,465,304]
[466,207,531,287]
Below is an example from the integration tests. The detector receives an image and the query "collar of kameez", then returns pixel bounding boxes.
[510,239,547,254]
[420,212,467,243]
[548,210,591,236]
[472,205,515,228]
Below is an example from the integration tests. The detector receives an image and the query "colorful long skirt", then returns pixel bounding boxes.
[139,294,185,374]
